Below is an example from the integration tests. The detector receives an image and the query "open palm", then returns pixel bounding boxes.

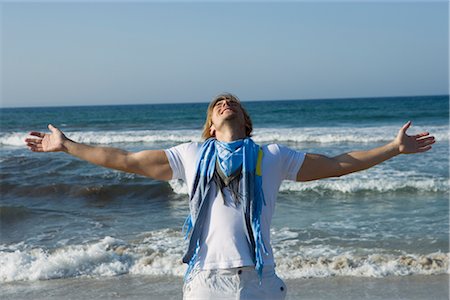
[25,124,66,152]
[395,121,435,154]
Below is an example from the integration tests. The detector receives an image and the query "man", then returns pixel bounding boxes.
[25,93,435,300]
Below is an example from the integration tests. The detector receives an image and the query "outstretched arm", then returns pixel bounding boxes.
[25,124,173,181]
[297,121,435,182]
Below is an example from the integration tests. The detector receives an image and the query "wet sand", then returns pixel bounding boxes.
[2,274,448,300]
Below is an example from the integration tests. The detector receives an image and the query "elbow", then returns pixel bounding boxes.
[331,165,359,178]
[332,168,346,178]
[328,159,346,178]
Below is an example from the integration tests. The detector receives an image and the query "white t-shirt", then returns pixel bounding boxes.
[165,142,305,270]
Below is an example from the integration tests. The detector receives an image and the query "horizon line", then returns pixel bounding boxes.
[1,94,448,109]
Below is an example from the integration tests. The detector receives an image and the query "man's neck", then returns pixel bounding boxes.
[215,126,246,142]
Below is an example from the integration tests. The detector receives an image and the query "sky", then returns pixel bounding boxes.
[1,1,448,107]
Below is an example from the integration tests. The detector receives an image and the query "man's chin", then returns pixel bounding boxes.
[222,113,238,120]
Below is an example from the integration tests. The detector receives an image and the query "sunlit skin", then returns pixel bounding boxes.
[209,98,247,142]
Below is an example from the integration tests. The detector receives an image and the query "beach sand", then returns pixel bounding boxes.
[2,274,448,300]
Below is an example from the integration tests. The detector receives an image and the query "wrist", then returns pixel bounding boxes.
[388,140,401,156]
[61,137,73,153]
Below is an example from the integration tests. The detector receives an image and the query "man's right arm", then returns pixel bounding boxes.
[25,124,173,181]
[63,140,172,180]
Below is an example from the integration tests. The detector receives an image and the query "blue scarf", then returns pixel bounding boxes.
[182,138,268,282]
[216,139,244,177]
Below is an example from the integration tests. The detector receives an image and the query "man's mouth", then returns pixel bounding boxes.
[221,108,234,114]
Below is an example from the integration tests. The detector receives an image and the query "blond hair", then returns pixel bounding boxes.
[201,93,253,140]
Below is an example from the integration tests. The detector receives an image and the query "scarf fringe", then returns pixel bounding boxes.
[184,239,200,282]
[182,215,193,240]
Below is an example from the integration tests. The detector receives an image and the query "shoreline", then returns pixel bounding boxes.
[2,274,448,300]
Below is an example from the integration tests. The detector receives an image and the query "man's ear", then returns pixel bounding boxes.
[209,124,216,137]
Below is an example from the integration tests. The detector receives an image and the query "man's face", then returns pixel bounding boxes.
[210,97,246,133]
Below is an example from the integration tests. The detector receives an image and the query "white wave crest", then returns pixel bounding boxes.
[253,124,449,144]
[275,250,449,279]
[1,228,448,282]
[0,236,132,282]
[169,180,189,195]
[169,172,449,196]
[272,228,449,278]
[4,125,448,146]
[280,175,449,194]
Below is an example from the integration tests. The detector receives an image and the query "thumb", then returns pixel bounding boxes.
[400,121,411,134]
[48,124,59,133]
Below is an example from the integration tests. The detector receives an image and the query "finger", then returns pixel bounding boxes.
[27,144,38,151]
[417,136,435,143]
[25,138,42,144]
[27,140,45,149]
[27,142,42,148]
[417,145,432,152]
[29,144,44,151]
[29,131,45,138]
[414,132,429,138]
[30,147,44,152]
[417,141,435,149]
[424,139,436,146]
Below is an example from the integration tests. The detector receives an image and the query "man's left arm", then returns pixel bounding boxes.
[297,121,435,182]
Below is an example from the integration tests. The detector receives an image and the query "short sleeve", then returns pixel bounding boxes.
[276,144,306,181]
[164,144,188,181]
[164,142,202,182]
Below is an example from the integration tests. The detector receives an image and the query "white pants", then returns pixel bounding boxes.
[183,266,287,300]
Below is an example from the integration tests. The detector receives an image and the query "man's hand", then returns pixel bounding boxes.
[25,124,67,152]
[394,121,435,154]
[25,124,172,180]
[297,121,436,182]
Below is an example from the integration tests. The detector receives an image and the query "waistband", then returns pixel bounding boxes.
[196,265,276,277]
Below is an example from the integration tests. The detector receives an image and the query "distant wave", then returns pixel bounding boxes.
[1,130,200,147]
[279,176,449,194]
[2,174,446,201]
[3,125,448,146]
[169,171,449,195]
[0,228,448,282]
[1,182,173,200]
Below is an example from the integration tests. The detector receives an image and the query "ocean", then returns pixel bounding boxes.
[1,95,449,299]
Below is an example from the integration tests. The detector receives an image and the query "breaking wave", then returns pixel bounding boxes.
[4,125,448,146]
[1,228,448,282]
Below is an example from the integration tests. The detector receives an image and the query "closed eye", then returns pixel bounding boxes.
[215,99,239,108]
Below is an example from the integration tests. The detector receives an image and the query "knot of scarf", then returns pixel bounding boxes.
[216,139,244,177]
[182,138,268,283]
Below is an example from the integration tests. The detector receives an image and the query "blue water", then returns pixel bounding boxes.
[2,95,447,131]
[0,95,448,281]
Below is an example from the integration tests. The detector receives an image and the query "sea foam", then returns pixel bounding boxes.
[1,228,448,282]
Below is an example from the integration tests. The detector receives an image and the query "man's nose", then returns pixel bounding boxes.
[222,99,232,106]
